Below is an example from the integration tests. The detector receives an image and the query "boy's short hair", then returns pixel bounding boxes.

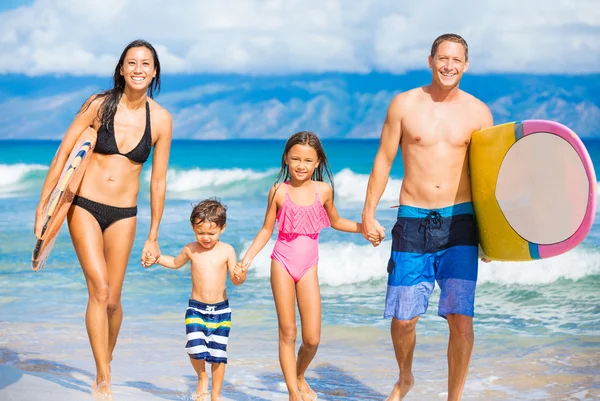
[190,198,227,228]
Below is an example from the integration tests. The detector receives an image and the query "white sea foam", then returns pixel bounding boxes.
[333,168,402,203]
[478,247,600,285]
[144,167,278,193]
[0,163,47,194]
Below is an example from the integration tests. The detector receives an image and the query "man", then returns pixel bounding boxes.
[361,33,494,401]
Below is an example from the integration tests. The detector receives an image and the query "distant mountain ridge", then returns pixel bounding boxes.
[0,72,598,139]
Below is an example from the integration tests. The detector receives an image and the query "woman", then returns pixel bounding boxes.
[34,39,172,398]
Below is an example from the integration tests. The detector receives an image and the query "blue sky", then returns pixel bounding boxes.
[0,0,33,13]
[0,0,599,139]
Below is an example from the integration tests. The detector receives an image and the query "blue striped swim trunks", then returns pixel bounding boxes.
[384,202,479,321]
[185,299,231,364]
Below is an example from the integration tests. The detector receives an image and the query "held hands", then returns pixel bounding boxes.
[141,239,161,268]
[367,231,384,246]
[143,252,159,267]
[234,257,252,278]
[361,216,386,247]
[233,263,246,280]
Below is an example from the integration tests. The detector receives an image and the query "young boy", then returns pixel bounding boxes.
[146,198,246,401]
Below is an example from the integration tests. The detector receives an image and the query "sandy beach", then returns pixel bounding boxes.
[2,316,599,400]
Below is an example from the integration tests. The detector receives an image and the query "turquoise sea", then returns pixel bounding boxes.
[0,139,599,400]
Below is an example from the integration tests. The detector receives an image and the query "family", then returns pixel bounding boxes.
[34,33,493,401]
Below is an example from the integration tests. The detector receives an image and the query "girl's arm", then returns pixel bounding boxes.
[34,96,99,237]
[321,182,364,234]
[156,245,190,269]
[227,245,246,286]
[240,184,279,269]
[141,107,173,266]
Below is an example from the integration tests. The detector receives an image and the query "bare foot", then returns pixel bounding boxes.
[193,377,209,401]
[91,380,112,400]
[192,391,209,401]
[385,376,414,401]
[289,393,303,401]
[298,376,318,400]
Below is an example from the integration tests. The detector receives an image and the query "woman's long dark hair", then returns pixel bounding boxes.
[79,39,161,126]
[273,131,335,199]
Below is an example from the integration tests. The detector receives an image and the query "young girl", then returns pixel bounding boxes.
[239,131,376,401]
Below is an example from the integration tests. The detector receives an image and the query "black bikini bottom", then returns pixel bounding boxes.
[72,195,137,232]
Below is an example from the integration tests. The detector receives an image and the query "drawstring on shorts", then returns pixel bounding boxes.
[418,211,443,245]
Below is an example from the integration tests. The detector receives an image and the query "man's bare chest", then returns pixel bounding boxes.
[402,108,476,146]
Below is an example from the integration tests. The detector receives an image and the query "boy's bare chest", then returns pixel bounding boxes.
[190,253,226,272]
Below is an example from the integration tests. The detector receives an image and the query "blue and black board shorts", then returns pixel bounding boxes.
[185,299,231,364]
[384,202,479,320]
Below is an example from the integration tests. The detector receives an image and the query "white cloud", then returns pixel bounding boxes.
[0,0,598,76]
[158,84,237,104]
[0,87,95,138]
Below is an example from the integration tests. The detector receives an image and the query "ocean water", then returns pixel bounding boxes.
[0,139,599,400]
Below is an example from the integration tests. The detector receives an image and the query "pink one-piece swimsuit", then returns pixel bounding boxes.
[271,181,331,282]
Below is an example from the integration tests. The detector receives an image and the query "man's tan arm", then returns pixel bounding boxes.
[361,93,404,243]
[363,94,404,219]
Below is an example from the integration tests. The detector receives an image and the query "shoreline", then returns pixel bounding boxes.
[1,320,597,400]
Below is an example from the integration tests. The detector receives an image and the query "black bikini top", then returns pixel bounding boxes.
[94,102,152,164]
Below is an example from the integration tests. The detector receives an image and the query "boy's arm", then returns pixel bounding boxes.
[157,245,191,269]
[228,245,246,286]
